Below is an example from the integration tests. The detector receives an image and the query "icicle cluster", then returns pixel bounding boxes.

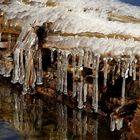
[11,26,43,94]
[53,46,139,115]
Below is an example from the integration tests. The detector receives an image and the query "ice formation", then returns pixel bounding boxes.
[1,0,140,131]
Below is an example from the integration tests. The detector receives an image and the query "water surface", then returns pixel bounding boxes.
[0,76,121,140]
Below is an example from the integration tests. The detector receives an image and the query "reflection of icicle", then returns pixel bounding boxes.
[77,110,82,136]
[63,105,68,139]
[92,54,100,112]
[57,104,68,139]
[103,58,108,87]
[93,119,98,140]
[83,115,87,139]
[36,49,43,85]
[13,94,20,129]
[73,110,77,136]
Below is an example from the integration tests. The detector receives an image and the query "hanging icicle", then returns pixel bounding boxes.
[111,64,116,85]
[84,49,89,67]
[50,48,56,63]
[116,57,121,78]
[56,49,62,92]
[8,34,12,50]
[110,114,115,131]
[36,49,43,85]
[116,118,124,130]
[77,49,84,109]
[72,49,77,98]
[83,83,88,103]
[60,51,64,93]
[132,59,137,81]
[103,57,108,88]
[19,48,25,84]
[11,47,20,83]
[0,33,1,42]
[121,58,129,105]
[63,50,70,95]
[92,53,100,112]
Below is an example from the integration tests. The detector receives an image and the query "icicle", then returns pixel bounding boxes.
[116,57,121,77]
[8,34,12,50]
[22,49,33,94]
[129,57,134,77]
[0,33,1,42]
[110,114,115,131]
[121,58,129,105]
[60,51,64,93]
[88,50,92,68]
[84,49,88,67]
[103,57,108,87]
[92,53,100,112]
[111,64,116,85]
[56,49,62,92]
[72,50,77,98]
[50,48,56,63]
[139,59,140,87]
[36,49,43,85]
[116,118,123,130]
[77,50,84,109]
[132,59,137,81]
[63,50,70,95]
[83,83,88,103]
[11,47,20,83]
[122,76,126,105]
[19,48,25,84]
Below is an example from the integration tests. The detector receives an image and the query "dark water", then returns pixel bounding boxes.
[0,77,121,140]
[120,0,140,6]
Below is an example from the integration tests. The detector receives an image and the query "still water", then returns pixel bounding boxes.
[0,76,121,140]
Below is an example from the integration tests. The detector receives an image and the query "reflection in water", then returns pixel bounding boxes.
[0,78,121,140]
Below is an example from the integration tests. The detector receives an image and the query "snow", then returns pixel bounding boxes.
[1,0,140,56]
